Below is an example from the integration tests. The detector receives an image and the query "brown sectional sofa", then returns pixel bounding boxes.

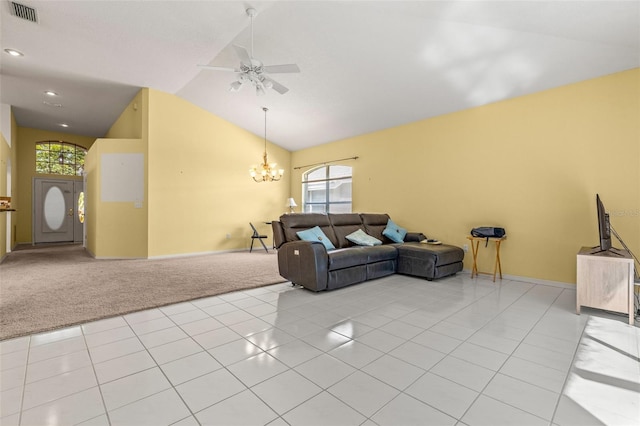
[271,213,464,292]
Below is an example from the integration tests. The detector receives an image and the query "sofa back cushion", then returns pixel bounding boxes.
[328,213,365,248]
[279,213,338,247]
[360,213,394,244]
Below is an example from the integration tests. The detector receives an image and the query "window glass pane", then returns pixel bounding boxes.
[328,179,352,202]
[305,204,326,213]
[35,141,86,176]
[309,189,326,202]
[305,167,327,181]
[302,165,352,214]
[78,192,85,224]
[329,165,351,179]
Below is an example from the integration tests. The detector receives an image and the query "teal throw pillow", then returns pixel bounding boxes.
[382,218,407,243]
[296,226,336,250]
[346,229,382,246]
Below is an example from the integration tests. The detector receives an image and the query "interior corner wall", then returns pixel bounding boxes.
[290,68,640,285]
[15,127,96,244]
[146,89,291,257]
[106,89,146,140]
[85,88,149,258]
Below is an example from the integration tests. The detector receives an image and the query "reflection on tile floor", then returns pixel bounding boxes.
[1,273,638,425]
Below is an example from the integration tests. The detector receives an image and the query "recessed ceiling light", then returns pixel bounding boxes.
[44,90,58,96]
[59,123,69,128]
[4,48,24,57]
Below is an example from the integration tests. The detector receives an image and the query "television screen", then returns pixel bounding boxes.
[596,194,612,252]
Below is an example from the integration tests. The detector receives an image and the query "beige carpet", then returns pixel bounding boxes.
[0,244,286,341]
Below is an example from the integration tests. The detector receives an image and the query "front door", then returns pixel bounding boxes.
[33,178,76,243]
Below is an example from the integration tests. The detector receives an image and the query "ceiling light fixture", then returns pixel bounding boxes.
[4,48,24,57]
[44,90,58,96]
[59,123,69,128]
[250,107,283,182]
[198,8,299,96]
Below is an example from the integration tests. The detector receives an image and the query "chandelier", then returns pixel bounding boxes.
[250,107,284,182]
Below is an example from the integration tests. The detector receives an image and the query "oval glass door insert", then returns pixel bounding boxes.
[44,186,66,230]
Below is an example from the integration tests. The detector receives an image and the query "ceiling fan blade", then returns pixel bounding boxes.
[263,76,289,95]
[198,65,240,73]
[263,64,300,74]
[233,44,252,63]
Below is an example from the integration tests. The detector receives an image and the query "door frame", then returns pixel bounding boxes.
[32,177,84,244]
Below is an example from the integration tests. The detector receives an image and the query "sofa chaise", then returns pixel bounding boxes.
[271,213,464,292]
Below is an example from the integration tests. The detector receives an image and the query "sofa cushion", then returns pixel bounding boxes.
[328,247,370,270]
[328,245,398,270]
[346,229,382,246]
[360,213,393,243]
[297,226,336,251]
[383,218,407,243]
[329,213,365,248]
[366,245,398,263]
[396,243,464,266]
[281,213,338,247]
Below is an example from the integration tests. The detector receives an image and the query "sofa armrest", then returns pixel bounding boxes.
[277,241,329,291]
[404,232,427,242]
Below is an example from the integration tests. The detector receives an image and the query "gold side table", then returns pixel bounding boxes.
[467,235,506,282]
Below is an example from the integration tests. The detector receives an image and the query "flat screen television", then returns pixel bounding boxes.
[591,194,626,256]
[596,194,612,252]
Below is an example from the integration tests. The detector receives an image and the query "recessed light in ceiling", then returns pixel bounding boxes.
[4,48,24,57]
[59,123,69,128]
[44,90,58,96]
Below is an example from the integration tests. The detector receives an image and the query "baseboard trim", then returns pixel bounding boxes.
[148,248,251,260]
[88,248,256,260]
[460,269,575,289]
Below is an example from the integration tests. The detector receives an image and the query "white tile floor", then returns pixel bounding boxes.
[1,273,638,426]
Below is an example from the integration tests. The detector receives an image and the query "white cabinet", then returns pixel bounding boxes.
[576,247,635,325]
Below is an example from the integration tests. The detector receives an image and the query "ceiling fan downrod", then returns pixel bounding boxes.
[247,8,256,59]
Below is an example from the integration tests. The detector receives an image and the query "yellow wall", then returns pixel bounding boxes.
[106,90,145,140]
[84,138,148,258]
[15,127,96,244]
[0,111,18,258]
[290,69,640,284]
[89,88,291,258]
[86,89,149,258]
[146,89,291,257]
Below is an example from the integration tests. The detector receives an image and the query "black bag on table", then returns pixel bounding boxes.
[471,227,506,246]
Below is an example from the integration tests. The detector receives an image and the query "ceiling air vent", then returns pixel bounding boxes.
[9,1,38,23]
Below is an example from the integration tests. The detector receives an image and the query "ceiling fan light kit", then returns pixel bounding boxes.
[199,7,300,96]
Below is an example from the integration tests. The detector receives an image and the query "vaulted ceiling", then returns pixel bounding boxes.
[1,1,638,151]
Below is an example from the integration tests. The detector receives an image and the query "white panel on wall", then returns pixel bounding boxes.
[1,104,12,147]
[101,153,144,202]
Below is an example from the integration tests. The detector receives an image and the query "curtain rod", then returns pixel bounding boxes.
[293,156,359,170]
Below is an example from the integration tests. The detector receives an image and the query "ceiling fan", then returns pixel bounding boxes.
[198,7,300,95]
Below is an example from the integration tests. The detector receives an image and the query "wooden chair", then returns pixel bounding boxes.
[249,223,269,253]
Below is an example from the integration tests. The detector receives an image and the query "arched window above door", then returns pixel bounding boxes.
[35,141,86,176]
